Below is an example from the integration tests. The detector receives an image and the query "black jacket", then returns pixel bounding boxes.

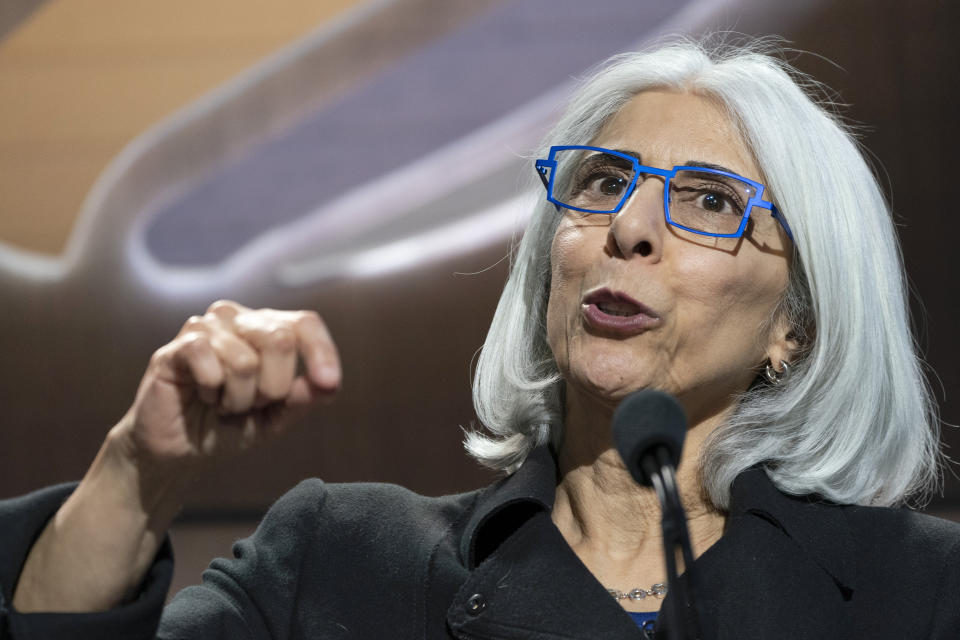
[2,446,959,639]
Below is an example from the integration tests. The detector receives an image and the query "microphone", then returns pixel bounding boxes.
[612,389,686,487]
[612,390,705,640]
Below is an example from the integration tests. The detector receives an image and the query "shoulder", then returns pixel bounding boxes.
[720,473,960,637]
[163,480,483,638]
[197,479,482,619]
[269,477,481,527]
[842,506,960,608]
[838,506,960,635]
[247,478,482,561]
[841,503,960,560]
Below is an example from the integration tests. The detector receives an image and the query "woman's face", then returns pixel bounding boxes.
[546,90,793,424]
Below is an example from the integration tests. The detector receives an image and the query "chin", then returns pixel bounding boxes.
[568,367,648,408]
[568,342,656,388]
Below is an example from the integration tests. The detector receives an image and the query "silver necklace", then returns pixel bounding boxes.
[607,583,667,602]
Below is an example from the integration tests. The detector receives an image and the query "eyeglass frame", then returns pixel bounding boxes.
[534,145,794,243]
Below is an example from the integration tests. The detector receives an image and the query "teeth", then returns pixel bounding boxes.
[597,302,638,317]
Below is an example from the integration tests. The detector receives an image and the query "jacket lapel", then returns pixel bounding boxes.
[448,447,643,638]
[446,450,858,639]
[655,468,857,639]
[448,511,645,639]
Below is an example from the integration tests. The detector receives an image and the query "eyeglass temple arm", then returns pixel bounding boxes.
[769,204,795,243]
[535,160,551,188]
[535,160,562,211]
[753,197,795,244]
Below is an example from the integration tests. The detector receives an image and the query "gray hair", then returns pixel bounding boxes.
[465,38,941,509]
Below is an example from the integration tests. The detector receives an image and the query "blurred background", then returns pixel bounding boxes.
[2,0,958,596]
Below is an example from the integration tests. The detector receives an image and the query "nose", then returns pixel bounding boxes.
[607,175,665,260]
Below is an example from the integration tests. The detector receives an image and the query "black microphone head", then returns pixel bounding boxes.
[612,389,687,487]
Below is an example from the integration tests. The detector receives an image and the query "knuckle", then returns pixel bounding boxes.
[149,345,172,368]
[207,300,247,321]
[179,331,211,354]
[294,310,324,329]
[230,352,260,376]
[265,326,295,351]
[207,299,237,314]
[182,315,207,332]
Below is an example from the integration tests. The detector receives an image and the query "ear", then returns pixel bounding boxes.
[765,312,799,370]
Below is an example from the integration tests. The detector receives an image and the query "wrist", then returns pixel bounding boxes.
[12,424,192,613]
[95,419,196,532]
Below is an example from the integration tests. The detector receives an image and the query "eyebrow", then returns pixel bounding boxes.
[611,148,642,162]
[682,160,740,175]
[609,148,740,176]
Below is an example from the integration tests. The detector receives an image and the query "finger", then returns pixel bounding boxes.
[217,412,265,453]
[150,331,224,403]
[175,314,212,339]
[208,329,260,414]
[232,314,297,406]
[290,311,341,390]
[170,332,225,405]
[287,375,337,407]
[205,300,250,325]
[168,313,230,404]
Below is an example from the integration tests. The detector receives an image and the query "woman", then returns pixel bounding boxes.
[4,40,959,639]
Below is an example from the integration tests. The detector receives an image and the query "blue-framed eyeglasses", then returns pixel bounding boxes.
[535,145,794,242]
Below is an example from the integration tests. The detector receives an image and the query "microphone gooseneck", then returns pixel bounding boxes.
[612,389,706,640]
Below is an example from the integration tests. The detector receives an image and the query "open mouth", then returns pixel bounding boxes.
[583,289,658,318]
[595,300,642,316]
[581,288,661,335]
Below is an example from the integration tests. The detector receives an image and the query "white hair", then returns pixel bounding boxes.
[465,37,941,509]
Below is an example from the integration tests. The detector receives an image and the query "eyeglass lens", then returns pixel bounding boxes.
[550,149,757,236]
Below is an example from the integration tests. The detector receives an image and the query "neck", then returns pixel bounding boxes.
[551,388,727,610]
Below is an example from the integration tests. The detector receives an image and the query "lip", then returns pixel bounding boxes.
[581,288,661,337]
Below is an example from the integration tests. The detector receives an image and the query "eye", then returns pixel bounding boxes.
[697,191,735,214]
[590,174,629,196]
[562,152,635,210]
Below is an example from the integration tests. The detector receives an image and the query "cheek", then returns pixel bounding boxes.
[545,297,566,374]
[550,222,591,277]
[676,254,743,307]
[545,224,593,363]
[673,251,787,352]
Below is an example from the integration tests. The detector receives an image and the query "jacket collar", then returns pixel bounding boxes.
[451,447,858,639]
[450,446,641,639]
[459,445,557,568]
[463,447,856,592]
